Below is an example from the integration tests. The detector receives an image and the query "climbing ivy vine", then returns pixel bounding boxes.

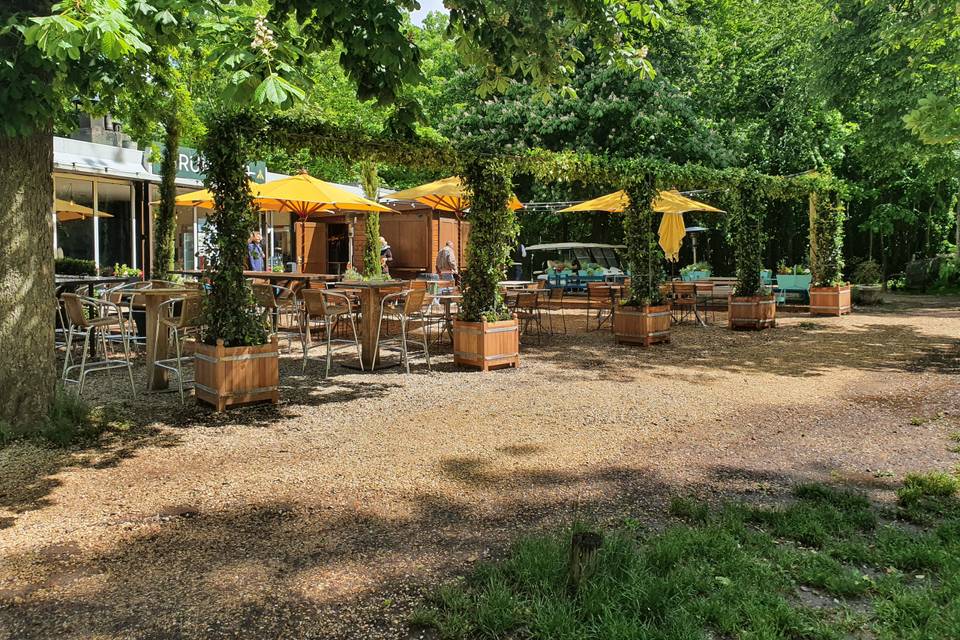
[811,198,847,287]
[622,175,663,306]
[459,158,519,322]
[199,112,268,347]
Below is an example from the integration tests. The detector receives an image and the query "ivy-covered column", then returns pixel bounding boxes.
[199,112,267,347]
[731,184,766,297]
[459,157,519,322]
[810,196,846,287]
[622,174,663,305]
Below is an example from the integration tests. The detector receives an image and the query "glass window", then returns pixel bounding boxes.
[97,181,133,270]
[55,177,95,262]
[266,211,293,268]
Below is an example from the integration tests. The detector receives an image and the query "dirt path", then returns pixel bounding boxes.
[1,300,958,639]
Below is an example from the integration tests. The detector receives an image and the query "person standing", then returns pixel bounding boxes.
[435,240,459,282]
[379,236,393,277]
[248,231,266,271]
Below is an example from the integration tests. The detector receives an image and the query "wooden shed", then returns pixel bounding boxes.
[292,203,471,278]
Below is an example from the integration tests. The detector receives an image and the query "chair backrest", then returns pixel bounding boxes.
[177,295,205,329]
[548,286,564,301]
[409,280,427,291]
[252,283,277,310]
[516,290,538,308]
[300,289,325,316]
[61,293,89,328]
[403,288,427,314]
[536,279,547,289]
[587,282,610,299]
[673,282,696,297]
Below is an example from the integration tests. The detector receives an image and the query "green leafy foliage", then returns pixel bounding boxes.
[622,175,663,305]
[459,158,519,322]
[54,257,97,276]
[359,159,382,278]
[851,259,883,285]
[0,387,94,447]
[198,111,268,348]
[811,199,846,287]
[729,186,767,297]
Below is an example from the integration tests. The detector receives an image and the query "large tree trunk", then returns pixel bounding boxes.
[0,127,56,431]
[152,115,180,278]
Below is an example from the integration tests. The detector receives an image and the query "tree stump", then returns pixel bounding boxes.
[567,531,602,593]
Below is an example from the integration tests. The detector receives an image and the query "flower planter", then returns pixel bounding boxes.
[681,270,711,282]
[853,284,883,306]
[453,317,520,371]
[613,304,671,346]
[194,335,279,411]
[728,295,776,330]
[809,284,852,316]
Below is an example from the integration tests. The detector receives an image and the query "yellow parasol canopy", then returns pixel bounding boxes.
[254,173,393,217]
[557,189,724,261]
[387,176,524,213]
[55,198,113,221]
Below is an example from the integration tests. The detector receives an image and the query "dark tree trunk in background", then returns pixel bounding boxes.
[0,127,56,431]
[153,116,180,279]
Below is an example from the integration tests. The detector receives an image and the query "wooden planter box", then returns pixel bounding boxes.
[613,304,671,347]
[453,317,520,371]
[194,335,279,411]
[728,295,776,330]
[809,284,852,316]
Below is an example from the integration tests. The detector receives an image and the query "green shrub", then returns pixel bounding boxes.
[55,257,97,276]
[852,259,883,285]
[932,255,960,290]
[811,199,846,287]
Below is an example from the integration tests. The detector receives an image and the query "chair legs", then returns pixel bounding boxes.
[303,312,363,377]
[63,325,136,399]
[373,311,430,373]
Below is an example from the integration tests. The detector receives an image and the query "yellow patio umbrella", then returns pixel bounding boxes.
[558,189,724,261]
[165,182,265,208]
[55,198,112,221]
[387,176,524,214]
[253,173,394,272]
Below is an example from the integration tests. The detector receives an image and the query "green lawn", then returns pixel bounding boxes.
[413,472,960,639]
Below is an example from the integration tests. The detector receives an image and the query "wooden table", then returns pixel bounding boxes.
[331,280,405,370]
[143,288,200,391]
[172,270,338,287]
[499,280,536,290]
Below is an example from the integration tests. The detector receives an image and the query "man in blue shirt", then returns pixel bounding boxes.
[248,231,266,271]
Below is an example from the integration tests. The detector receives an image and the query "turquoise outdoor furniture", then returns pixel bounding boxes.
[681,270,711,282]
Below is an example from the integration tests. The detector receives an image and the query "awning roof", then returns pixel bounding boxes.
[525,242,626,251]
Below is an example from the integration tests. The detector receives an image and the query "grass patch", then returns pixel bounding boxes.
[0,388,115,448]
[416,477,960,639]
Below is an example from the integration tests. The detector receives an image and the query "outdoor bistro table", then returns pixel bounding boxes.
[142,288,200,391]
[55,275,135,298]
[172,269,338,288]
[432,293,462,344]
[498,280,536,290]
[331,280,406,370]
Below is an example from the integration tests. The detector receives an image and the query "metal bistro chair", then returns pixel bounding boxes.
[373,288,431,373]
[61,293,137,397]
[513,289,544,344]
[586,282,613,331]
[153,295,204,404]
[301,289,363,376]
[670,281,697,324]
[543,286,566,335]
[253,282,304,353]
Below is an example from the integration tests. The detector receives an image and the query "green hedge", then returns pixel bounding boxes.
[54,257,96,276]
[622,175,664,306]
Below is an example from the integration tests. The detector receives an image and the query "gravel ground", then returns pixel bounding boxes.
[1,295,958,639]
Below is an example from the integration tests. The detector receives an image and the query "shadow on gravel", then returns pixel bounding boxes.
[535,322,960,379]
[0,456,897,640]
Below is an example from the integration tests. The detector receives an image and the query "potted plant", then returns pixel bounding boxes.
[194,118,279,410]
[453,159,521,371]
[809,199,851,316]
[851,259,883,305]
[680,261,712,281]
[613,177,671,346]
[728,189,776,330]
